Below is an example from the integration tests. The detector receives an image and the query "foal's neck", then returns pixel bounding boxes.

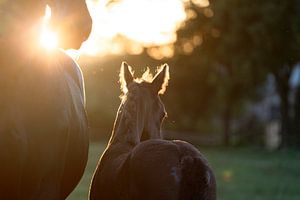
[108,104,140,147]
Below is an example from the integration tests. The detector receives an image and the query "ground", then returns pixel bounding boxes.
[67,142,300,200]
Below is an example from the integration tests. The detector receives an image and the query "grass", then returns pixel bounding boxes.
[67,143,106,200]
[67,142,300,200]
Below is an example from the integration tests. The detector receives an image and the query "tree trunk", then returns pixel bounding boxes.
[279,89,290,148]
[293,86,300,147]
[274,69,291,148]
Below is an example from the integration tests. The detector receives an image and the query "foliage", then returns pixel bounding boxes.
[170,0,300,146]
[171,0,268,145]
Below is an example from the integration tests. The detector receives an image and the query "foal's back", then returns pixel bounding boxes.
[127,139,216,200]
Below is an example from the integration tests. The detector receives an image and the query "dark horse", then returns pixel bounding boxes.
[0,0,91,199]
[89,62,216,200]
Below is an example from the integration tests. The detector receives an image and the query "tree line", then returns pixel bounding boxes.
[167,0,300,147]
[81,0,300,148]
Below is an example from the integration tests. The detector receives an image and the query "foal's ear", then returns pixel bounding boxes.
[120,62,134,93]
[152,64,170,94]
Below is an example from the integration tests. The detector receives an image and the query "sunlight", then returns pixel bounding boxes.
[40,5,58,50]
[80,0,187,56]
[40,29,58,50]
[192,0,210,7]
[109,0,185,45]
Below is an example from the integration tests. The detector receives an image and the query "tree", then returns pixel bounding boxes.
[173,0,268,145]
[173,0,300,147]
[250,0,300,147]
[293,85,300,146]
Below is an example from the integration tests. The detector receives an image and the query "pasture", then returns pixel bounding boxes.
[68,142,300,200]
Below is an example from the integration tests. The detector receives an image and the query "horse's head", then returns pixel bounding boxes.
[48,0,92,49]
[119,62,169,142]
[1,0,91,52]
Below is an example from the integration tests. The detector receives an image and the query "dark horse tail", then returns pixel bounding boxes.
[179,156,216,200]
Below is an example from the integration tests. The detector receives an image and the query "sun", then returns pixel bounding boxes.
[40,29,58,50]
[37,0,208,57]
[39,5,58,50]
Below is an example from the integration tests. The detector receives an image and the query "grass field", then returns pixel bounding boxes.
[67,142,300,200]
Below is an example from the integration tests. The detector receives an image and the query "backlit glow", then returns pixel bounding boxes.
[40,29,58,50]
[80,0,187,56]
[192,0,210,7]
[40,5,58,50]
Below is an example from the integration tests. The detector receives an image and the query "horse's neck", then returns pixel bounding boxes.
[108,105,140,147]
[1,0,45,20]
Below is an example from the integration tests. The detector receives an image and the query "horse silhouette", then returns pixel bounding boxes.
[0,1,91,199]
[89,62,216,200]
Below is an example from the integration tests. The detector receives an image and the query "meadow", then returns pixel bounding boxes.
[67,142,300,200]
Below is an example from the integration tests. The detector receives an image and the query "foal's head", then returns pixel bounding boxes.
[116,62,169,143]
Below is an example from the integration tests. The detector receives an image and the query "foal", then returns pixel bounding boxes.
[89,62,216,200]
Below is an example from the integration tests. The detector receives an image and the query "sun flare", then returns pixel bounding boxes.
[36,0,208,58]
[40,5,58,50]
[40,28,58,50]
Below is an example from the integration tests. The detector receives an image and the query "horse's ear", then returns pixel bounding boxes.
[120,62,134,93]
[152,64,170,94]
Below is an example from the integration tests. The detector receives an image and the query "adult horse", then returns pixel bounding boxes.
[0,0,91,199]
[89,62,216,200]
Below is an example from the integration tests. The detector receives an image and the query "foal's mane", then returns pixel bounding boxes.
[119,64,169,95]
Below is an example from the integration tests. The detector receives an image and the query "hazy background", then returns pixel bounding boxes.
[72,0,300,150]
[68,0,300,199]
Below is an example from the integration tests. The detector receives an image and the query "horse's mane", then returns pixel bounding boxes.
[118,67,153,136]
[121,83,139,139]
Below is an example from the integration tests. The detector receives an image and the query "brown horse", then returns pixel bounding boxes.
[1,0,92,50]
[0,1,91,199]
[89,62,216,200]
